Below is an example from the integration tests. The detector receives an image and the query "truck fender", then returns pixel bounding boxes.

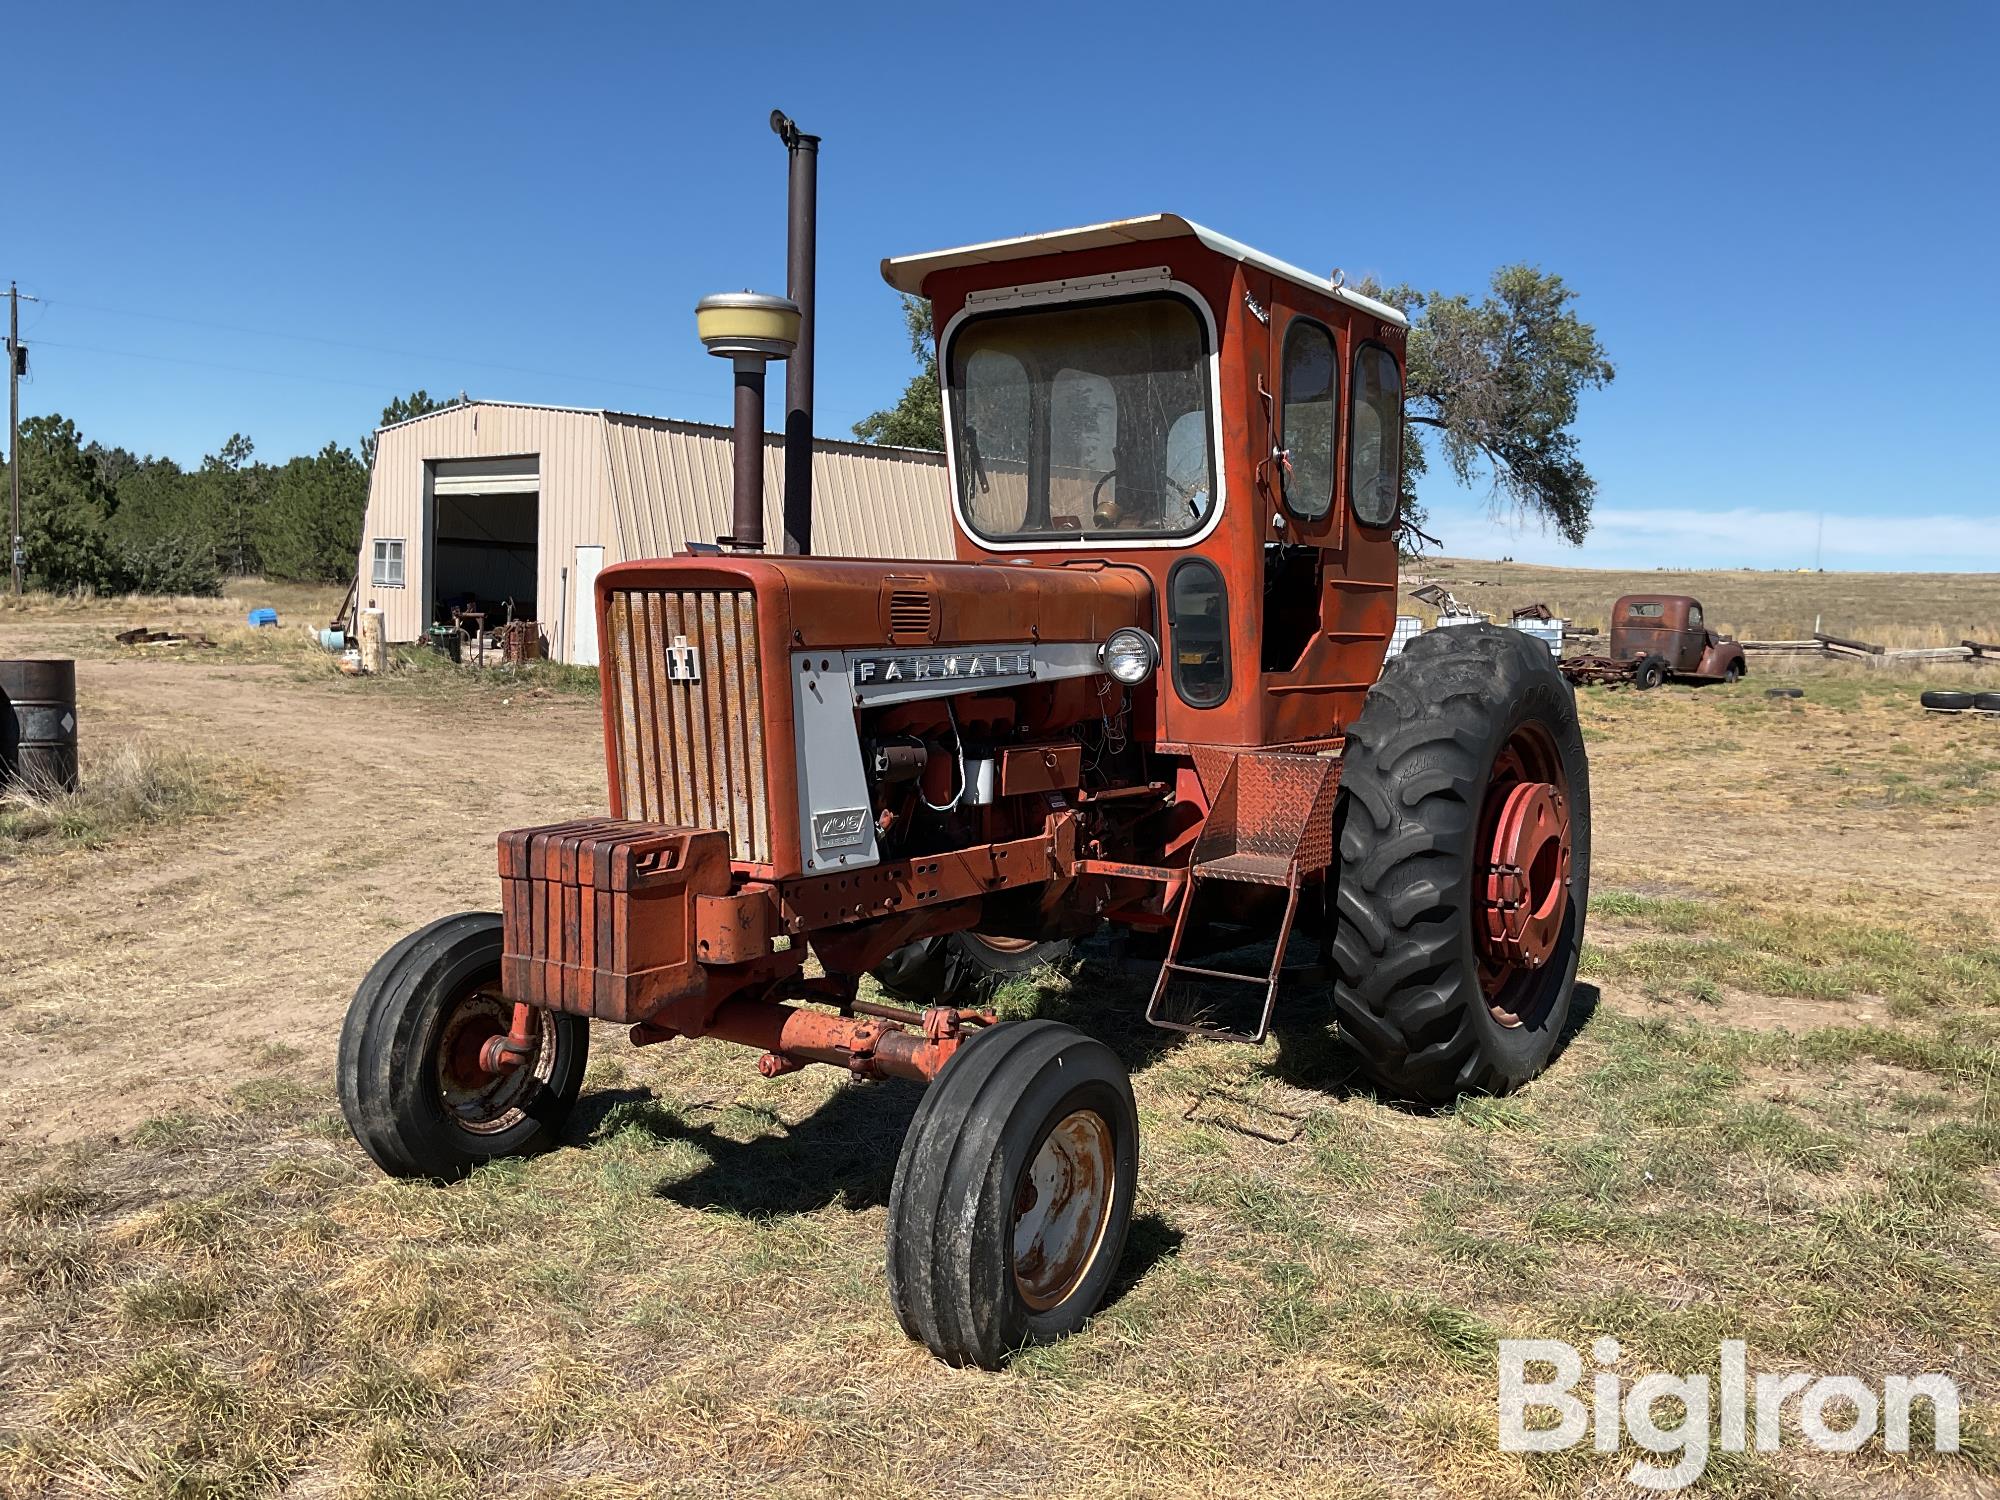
[1698,640,1746,679]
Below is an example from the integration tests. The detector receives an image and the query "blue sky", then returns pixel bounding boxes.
[10,1,1997,571]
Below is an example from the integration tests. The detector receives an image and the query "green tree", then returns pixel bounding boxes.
[257,442,368,581]
[852,297,944,451]
[1370,265,1614,547]
[363,389,464,468]
[107,455,220,593]
[9,415,119,592]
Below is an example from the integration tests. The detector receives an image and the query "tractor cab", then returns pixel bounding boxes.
[883,215,1411,750]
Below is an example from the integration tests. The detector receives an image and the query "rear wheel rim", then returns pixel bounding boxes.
[966,932,1038,956]
[1012,1108,1117,1311]
[433,990,556,1135]
[1475,722,1573,1027]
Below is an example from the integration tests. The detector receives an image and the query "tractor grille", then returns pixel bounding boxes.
[888,588,935,640]
[604,587,771,864]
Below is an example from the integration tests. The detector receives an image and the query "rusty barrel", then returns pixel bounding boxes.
[0,658,80,793]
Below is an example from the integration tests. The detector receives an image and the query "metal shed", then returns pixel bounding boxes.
[355,400,954,664]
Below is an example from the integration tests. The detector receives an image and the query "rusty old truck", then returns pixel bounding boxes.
[1560,594,1747,689]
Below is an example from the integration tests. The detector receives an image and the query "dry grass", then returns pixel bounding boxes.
[1408,556,2000,646]
[0,577,349,627]
[0,739,263,855]
[2,583,2000,1496]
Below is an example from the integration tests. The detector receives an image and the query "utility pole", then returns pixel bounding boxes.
[8,282,21,595]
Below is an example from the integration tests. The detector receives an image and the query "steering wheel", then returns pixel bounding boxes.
[1090,468,1119,526]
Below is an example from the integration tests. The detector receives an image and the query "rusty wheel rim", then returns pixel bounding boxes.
[434,990,554,1135]
[1012,1108,1117,1311]
[966,932,1038,956]
[1475,722,1573,1027]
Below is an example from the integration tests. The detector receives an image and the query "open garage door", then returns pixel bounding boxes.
[429,457,539,638]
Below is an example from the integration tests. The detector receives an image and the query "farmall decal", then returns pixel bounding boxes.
[851,648,1034,687]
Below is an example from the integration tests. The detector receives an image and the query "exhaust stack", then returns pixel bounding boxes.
[695,291,799,553]
[771,109,819,556]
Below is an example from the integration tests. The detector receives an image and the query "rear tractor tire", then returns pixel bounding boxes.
[873,930,1074,1006]
[1331,623,1591,1103]
[337,912,589,1181]
[887,1019,1137,1368]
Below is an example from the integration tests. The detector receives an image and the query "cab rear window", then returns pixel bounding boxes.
[1623,602,1665,620]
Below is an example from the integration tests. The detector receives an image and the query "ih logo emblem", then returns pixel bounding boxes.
[665,634,702,683]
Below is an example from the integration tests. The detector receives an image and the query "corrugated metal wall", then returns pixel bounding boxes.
[355,403,610,652]
[356,403,954,662]
[599,414,954,563]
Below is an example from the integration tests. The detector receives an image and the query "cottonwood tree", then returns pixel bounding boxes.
[852,297,944,451]
[853,269,1614,548]
[1369,265,1614,547]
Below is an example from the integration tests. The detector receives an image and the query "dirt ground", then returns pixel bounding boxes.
[2,599,1997,1499]
[0,632,607,1147]
[4,618,1993,1150]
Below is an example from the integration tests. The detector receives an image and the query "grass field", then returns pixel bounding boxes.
[1,571,1997,1498]
[1409,557,2000,649]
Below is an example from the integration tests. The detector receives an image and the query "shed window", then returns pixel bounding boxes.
[1279,319,1336,519]
[371,538,406,588]
[1168,558,1230,707]
[1349,345,1403,528]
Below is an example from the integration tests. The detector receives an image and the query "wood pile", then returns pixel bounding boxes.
[1737,632,1996,667]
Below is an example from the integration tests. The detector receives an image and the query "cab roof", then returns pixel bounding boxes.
[880,213,1408,327]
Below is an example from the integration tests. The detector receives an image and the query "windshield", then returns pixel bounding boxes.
[946,293,1215,543]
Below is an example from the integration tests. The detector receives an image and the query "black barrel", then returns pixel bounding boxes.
[0,658,79,793]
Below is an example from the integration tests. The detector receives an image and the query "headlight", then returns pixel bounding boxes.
[1098,627,1159,685]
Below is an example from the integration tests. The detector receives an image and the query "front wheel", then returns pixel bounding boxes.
[337,912,589,1180]
[886,1020,1137,1367]
[1330,623,1591,1102]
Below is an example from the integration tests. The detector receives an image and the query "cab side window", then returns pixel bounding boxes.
[1279,319,1336,519]
[1687,604,1704,630]
[1349,344,1403,528]
[1168,558,1230,707]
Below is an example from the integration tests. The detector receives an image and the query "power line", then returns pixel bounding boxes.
[39,295,720,403]
[35,340,414,393]
[36,294,878,422]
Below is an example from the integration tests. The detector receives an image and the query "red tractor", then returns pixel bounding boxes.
[339,135,1591,1367]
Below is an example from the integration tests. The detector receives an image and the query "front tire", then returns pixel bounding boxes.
[886,1020,1137,1367]
[1331,624,1591,1102]
[337,912,589,1180]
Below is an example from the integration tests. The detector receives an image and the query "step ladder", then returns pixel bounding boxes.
[1145,750,1343,1043]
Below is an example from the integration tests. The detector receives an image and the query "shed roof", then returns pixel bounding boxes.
[881,213,1408,326]
[371,398,949,462]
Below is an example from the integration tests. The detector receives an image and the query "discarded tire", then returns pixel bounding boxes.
[1922,691,1975,712]
[1975,693,2000,713]
[1330,623,1590,1102]
[887,1019,1137,1367]
[338,912,588,1180]
[1765,688,1805,699]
